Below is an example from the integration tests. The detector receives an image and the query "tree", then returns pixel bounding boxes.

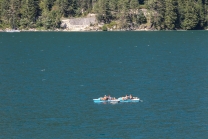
[42,0,56,11]
[1,0,10,25]
[20,0,39,28]
[181,0,199,30]
[136,10,147,25]
[0,0,2,16]
[195,0,205,29]
[94,0,111,23]
[55,0,69,17]
[164,0,177,30]
[130,0,139,10]
[109,0,117,11]
[117,0,131,28]
[76,0,92,15]
[1,0,21,28]
[108,0,117,19]
[146,0,165,29]
[204,0,208,27]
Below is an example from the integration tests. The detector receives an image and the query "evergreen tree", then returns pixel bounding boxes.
[146,0,165,29]
[204,0,208,27]
[44,0,55,11]
[20,0,39,28]
[1,0,10,24]
[130,0,139,10]
[1,0,21,28]
[109,0,117,11]
[0,0,3,26]
[164,0,177,30]
[181,0,199,30]
[77,0,92,15]
[55,0,77,17]
[94,0,111,23]
[117,0,131,28]
[196,0,205,29]
[108,0,117,19]
[176,0,185,28]
[55,0,69,17]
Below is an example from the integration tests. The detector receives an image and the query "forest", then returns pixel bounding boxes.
[0,0,208,30]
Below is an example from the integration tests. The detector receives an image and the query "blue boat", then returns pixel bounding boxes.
[93,98,120,103]
[118,97,140,102]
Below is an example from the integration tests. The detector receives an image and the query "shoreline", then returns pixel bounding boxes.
[1,28,208,32]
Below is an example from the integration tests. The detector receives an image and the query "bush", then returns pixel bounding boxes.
[102,24,108,31]
[139,4,147,9]
[107,21,117,29]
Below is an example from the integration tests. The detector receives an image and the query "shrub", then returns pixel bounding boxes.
[107,21,117,29]
[102,24,108,31]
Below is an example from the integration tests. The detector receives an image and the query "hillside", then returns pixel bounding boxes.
[0,0,208,31]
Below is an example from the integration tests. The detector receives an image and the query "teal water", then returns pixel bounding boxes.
[0,31,208,138]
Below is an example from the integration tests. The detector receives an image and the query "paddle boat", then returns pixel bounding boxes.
[93,98,120,103]
[118,97,140,102]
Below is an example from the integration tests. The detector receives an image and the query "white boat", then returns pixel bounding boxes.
[118,97,140,102]
[93,98,120,103]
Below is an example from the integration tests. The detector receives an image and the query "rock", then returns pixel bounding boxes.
[60,23,67,28]
[61,14,97,31]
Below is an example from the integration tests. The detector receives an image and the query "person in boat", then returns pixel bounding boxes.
[122,95,127,100]
[125,94,129,99]
[101,95,106,100]
[103,95,108,100]
[108,95,111,100]
[130,94,133,99]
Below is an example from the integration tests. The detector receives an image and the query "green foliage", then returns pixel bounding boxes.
[102,24,108,31]
[204,0,208,27]
[136,10,147,25]
[164,0,177,30]
[107,21,117,29]
[139,4,147,9]
[195,0,205,29]
[20,0,39,28]
[130,0,139,9]
[94,0,112,23]
[0,0,208,30]
[181,1,199,30]
[148,0,165,29]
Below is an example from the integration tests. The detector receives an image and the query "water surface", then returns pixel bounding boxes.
[0,31,208,138]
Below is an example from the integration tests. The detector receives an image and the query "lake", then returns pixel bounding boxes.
[0,31,208,138]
